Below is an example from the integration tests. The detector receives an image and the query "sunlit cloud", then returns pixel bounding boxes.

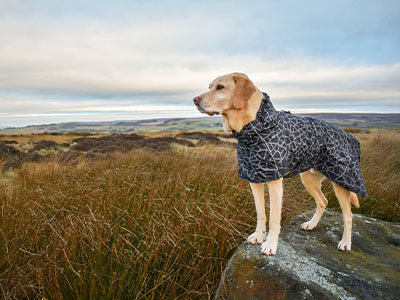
[0,0,399,127]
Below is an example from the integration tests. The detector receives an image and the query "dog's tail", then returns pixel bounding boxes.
[350,192,360,208]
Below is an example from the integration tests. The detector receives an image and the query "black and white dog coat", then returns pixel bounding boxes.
[232,93,367,197]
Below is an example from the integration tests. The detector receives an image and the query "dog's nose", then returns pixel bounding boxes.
[193,96,201,105]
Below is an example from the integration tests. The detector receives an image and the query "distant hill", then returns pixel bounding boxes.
[299,113,400,129]
[0,118,223,134]
[1,113,399,134]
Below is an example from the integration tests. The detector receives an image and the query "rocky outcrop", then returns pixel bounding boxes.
[216,210,400,300]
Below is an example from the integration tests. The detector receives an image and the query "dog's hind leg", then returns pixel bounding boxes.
[300,170,328,231]
[333,182,353,251]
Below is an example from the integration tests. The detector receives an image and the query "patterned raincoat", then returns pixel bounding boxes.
[232,93,367,197]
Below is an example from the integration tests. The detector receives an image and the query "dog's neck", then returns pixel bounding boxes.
[222,89,264,132]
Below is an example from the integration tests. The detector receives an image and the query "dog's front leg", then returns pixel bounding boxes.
[247,182,266,244]
[261,178,283,255]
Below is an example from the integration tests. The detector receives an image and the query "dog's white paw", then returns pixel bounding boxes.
[260,235,278,256]
[247,231,265,244]
[300,220,318,231]
[338,239,351,251]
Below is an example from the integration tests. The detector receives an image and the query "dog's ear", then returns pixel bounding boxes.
[232,75,256,109]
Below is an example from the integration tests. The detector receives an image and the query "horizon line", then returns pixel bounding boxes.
[1,112,400,130]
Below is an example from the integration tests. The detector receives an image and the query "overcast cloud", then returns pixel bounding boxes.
[1,0,399,127]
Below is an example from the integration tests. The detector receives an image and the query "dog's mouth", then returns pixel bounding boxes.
[195,104,219,116]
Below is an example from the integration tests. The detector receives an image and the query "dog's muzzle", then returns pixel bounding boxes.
[193,96,218,116]
[193,96,206,113]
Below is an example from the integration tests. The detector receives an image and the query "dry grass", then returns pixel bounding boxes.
[321,131,400,221]
[0,146,311,299]
[0,132,104,145]
[350,131,400,220]
[0,130,399,299]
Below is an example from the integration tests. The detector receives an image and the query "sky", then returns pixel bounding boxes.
[1,0,399,128]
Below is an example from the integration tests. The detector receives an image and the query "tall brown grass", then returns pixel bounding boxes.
[325,131,400,221]
[0,130,399,299]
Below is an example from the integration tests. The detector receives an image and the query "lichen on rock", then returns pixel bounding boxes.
[215,210,400,300]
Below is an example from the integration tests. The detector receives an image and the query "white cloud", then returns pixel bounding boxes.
[0,1,399,127]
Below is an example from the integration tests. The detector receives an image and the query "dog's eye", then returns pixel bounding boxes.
[216,84,224,90]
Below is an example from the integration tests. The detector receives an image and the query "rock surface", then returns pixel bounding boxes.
[215,210,400,300]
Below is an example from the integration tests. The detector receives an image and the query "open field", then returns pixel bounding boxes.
[1,113,400,135]
[0,129,399,299]
[0,118,224,135]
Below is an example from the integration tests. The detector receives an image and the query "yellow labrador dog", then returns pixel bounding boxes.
[193,73,366,255]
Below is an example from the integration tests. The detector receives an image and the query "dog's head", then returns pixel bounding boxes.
[193,73,257,116]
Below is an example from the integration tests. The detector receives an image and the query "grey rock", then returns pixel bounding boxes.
[215,210,400,300]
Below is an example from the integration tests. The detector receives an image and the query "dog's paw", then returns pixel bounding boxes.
[247,231,265,244]
[260,235,278,256]
[300,220,317,231]
[338,239,351,251]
